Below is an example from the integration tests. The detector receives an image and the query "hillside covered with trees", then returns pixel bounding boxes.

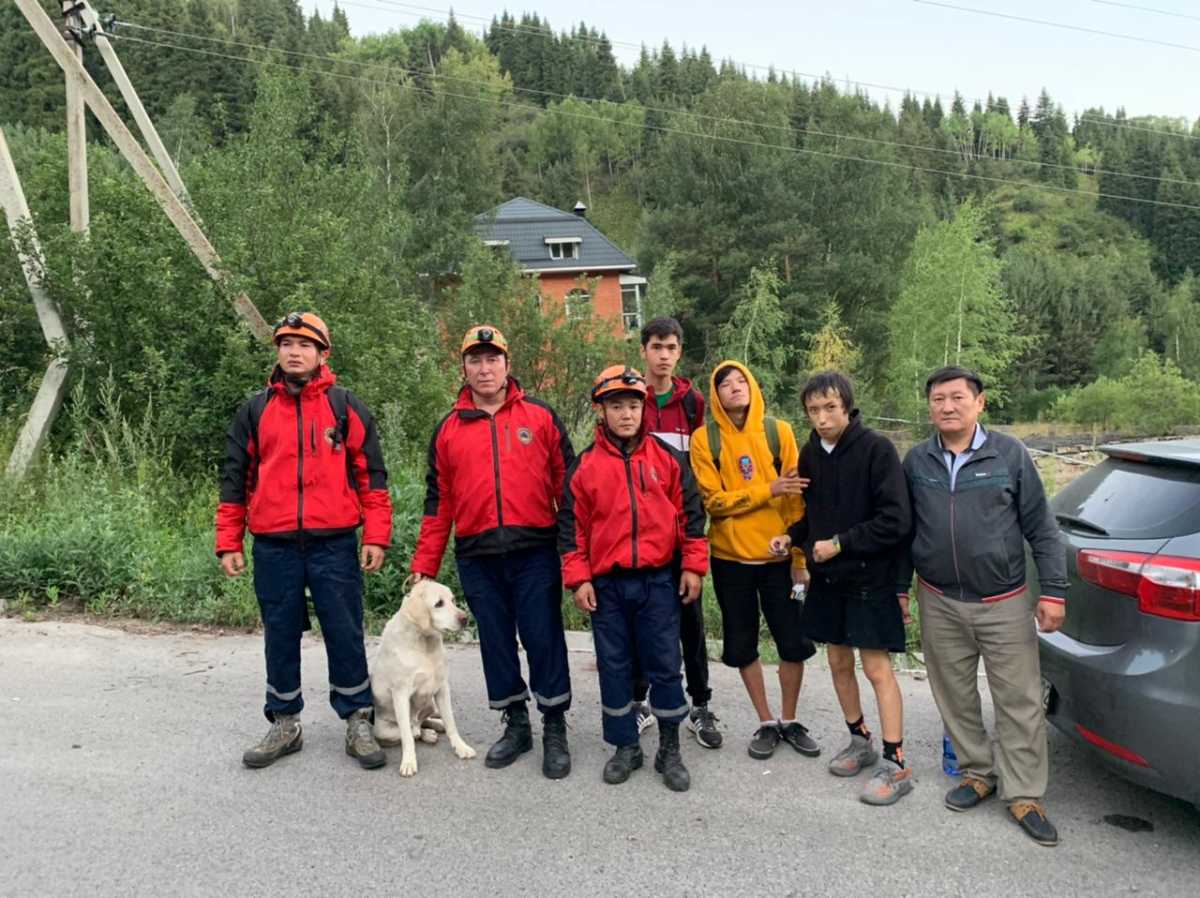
[4,0,1200,472]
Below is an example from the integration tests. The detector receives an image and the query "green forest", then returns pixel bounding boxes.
[2,0,1200,621]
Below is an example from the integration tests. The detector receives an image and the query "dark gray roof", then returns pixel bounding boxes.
[473,197,637,273]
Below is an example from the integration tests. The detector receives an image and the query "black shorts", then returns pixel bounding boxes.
[710,557,817,668]
[801,578,907,654]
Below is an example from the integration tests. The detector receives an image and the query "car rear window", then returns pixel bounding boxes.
[1052,458,1200,539]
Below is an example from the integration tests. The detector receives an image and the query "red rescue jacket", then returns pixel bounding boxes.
[644,376,704,452]
[214,366,392,554]
[558,423,708,590]
[411,379,574,577]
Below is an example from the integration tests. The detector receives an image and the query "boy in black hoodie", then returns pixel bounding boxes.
[771,372,913,805]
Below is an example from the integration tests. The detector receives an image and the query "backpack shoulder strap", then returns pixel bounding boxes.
[327,385,351,444]
[246,389,273,451]
[706,419,721,471]
[681,388,698,424]
[764,416,782,476]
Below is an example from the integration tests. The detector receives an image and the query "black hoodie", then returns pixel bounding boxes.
[787,411,911,589]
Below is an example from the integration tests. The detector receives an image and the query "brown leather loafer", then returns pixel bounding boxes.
[944,775,996,811]
[1011,799,1060,847]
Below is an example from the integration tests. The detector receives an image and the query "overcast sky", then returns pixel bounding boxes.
[311,0,1199,121]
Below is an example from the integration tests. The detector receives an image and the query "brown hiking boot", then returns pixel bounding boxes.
[243,714,303,768]
[345,709,386,769]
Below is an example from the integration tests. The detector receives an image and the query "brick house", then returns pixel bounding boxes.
[474,197,647,335]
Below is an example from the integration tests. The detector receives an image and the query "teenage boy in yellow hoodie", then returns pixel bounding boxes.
[690,362,820,761]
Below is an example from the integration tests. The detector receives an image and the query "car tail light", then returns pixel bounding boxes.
[1077,550,1200,622]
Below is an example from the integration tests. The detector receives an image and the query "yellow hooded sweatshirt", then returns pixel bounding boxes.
[689,361,806,566]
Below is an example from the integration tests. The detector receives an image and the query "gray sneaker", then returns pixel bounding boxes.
[634,702,656,734]
[860,758,915,806]
[828,733,878,777]
[345,709,386,769]
[243,714,303,768]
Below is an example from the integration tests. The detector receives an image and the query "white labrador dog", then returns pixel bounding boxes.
[371,580,476,777]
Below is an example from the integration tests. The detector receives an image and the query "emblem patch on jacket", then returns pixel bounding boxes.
[516,427,533,445]
[738,455,754,480]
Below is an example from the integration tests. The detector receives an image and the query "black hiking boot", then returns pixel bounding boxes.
[542,711,571,780]
[654,721,691,792]
[485,704,533,769]
[603,744,644,784]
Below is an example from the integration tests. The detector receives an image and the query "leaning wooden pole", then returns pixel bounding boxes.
[0,128,70,478]
[77,2,190,203]
[12,0,272,342]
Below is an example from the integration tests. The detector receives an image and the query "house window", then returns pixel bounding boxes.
[565,289,591,322]
[620,282,644,333]
[545,237,581,260]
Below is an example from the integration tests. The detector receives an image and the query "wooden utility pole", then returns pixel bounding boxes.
[62,1,88,231]
[12,0,271,341]
[0,128,70,478]
[76,2,189,202]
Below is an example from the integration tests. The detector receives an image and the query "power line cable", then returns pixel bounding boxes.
[914,1,1200,53]
[104,30,1200,212]
[112,18,1200,187]
[1090,1,1200,23]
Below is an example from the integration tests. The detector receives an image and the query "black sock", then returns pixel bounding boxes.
[883,739,905,769]
[846,716,871,739]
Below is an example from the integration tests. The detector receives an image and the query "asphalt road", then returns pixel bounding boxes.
[1,618,1197,898]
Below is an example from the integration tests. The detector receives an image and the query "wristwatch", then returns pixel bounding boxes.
[831,535,842,555]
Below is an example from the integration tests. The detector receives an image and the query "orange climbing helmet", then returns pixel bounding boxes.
[591,365,648,404]
[460,325,509,357]
[273,312,330,350]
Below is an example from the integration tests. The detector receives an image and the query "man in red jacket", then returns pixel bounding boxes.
[216,312,393,770]
[559,365,708,791]
[411,326,575,780]
[632,316,721,749]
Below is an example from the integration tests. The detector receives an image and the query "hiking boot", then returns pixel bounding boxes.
[541,712,571,780]
[1011,800,1060,847]
[780,722,821,757]
[242,714,302,768]
[654,722,690,792]
[345,709,386,769]
[602,744,644,785]
[828,734,879,777]
[944,775,996,811]
[748,723,781,760]
[687,704,723,749]
[634,702,656,734]
[860,758,915,806]
[485,705,533,769]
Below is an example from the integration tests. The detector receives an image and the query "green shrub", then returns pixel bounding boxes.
[1049,353,1200,433]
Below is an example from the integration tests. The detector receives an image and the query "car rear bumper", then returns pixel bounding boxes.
[1038,628,1200,806]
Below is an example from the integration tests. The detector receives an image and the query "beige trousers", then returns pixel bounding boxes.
[918,583,1049,801]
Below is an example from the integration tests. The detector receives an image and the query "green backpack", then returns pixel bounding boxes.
[706,417,783,477]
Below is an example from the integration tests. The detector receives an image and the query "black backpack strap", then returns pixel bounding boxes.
[326,386,351,448]
[681,388,698,424]
[247,389,273,453]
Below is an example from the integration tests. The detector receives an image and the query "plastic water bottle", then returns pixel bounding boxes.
[942,731,960,776]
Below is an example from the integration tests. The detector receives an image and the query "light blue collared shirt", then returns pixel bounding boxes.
[938,424,987,491]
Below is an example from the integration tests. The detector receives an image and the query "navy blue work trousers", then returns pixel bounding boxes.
[251,532,373,721]
[456,544,572,714]
[592,567,688,747]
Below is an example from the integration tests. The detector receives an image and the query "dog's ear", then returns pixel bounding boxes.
[401,572,420,593]
[402,581,434,633]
